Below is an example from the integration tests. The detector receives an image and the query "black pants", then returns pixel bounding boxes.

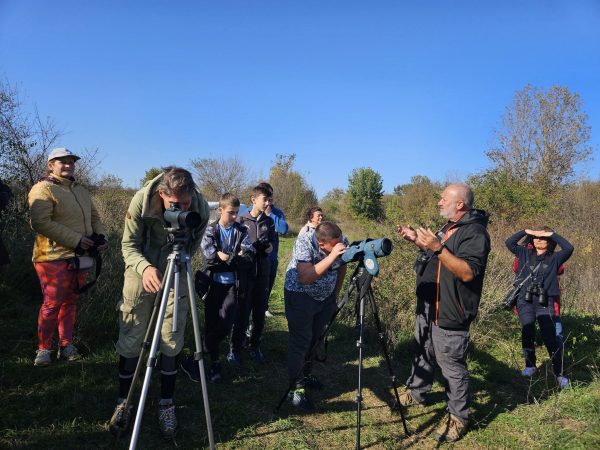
[231,274,270,352]
[521,314,563,376]
[204,282,236,361]
[285,289,336,389]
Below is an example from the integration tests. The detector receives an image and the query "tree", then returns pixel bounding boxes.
[190,156,254,200]
[268,154,318,221]
[388,175,442,226]
[140,167,162,186]
[320,188,346,220]
[347,167,384,220]
[487,84,592,193]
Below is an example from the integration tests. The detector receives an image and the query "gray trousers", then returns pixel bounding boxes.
[285,289,337,389]
[405,299,470,422]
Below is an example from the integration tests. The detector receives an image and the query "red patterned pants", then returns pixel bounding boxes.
[34,261,88,350]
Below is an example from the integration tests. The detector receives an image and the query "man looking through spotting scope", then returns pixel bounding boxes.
[108,167,209,438]
[397,183,490,443]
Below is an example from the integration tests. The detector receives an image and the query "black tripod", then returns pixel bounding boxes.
[114,237,215,450]
[275,263,410,449]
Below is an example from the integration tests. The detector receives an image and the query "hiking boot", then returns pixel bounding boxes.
[288,388,315,413]
[557,376,570,390]
[521,366,537,377]
[227,351,242,367]
[398,390,425,407]
[249,346,265,364]
[208,362,223,383]
[58,344,82,361]
[303,374,324,390]
[108,401,133,436]
[433,414,468,443]
[158,402,178,439]
[34,349,52,367]
[180,357,200,383]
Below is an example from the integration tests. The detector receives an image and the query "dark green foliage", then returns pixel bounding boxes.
[347,167,384,220]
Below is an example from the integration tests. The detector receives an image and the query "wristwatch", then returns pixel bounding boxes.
[433,244,445,256]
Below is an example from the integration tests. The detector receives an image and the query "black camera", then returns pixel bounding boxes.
[164,202,201,231]
[75,233,107,257]
[414,251,432,276]
[253,236,271,255]
[524,282,547,306]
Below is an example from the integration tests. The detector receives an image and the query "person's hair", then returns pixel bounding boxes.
[257,181,273,196]
[306,206,323,222]
[526,225,557,252]
[157,166,195,196]
[449,183,474,209]
[251,184,272,198]
[315,221,342,243]
[219,192,240,208]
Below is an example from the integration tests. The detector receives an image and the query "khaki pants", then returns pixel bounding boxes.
[116,267,190,358]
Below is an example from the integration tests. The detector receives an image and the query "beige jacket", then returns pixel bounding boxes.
[28,175,106,262]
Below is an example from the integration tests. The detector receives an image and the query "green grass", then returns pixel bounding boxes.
[1,236,600,449]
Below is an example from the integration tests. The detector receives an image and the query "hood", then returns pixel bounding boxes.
[456,208,489,228]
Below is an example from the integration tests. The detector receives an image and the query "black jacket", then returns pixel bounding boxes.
[416,209,491,330]
[505,230,573,302]
[238,211,276,279]
[201,220,255,274]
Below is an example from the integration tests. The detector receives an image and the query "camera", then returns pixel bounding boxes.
[341,237,392,276]
[524,282,547,306]
[252,236,271,255]
[75,232,107,257]
[164,202,201,231]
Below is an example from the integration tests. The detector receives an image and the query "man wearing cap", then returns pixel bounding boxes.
[28,147,107,367]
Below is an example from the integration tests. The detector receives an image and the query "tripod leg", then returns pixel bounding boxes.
[129,258,177,450]
[185,258,216,450]
[355,290,366,450]
[367,288,410,436]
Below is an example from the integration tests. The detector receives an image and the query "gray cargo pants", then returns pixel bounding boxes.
[405,298,470,422]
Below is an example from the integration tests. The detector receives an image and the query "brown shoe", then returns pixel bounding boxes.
[398,390,425,407]
[433,414,468,443]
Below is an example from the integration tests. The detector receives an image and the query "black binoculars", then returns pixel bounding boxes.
[524,282,547,306]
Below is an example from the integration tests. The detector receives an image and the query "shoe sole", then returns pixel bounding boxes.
[34,361,51,367]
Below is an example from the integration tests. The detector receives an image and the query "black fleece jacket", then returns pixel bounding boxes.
[416,209,491,330]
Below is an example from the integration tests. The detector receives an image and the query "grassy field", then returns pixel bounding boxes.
[2,236,600,449]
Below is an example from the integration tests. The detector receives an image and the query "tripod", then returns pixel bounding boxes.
[274,263,409,449]
[115,237,216,450]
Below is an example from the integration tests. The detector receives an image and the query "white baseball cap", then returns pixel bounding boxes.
[48,147,81,162]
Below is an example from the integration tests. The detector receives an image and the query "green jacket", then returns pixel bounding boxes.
[121,174,210,276]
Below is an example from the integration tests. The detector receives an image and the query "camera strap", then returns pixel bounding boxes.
[72,254,103,294]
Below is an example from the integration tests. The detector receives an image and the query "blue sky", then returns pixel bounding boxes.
[1,1,599,198]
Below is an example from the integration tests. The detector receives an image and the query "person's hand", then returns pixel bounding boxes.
[525,229,553,238]
[264,243,273,254]
[78,236,95,250]
[97,240,109,252]
[217,251,230,261]
[397,225,417,242]
[264,204,272,216]
[415,228,443,253]
[142,266,163,293]
[329,242,347,259]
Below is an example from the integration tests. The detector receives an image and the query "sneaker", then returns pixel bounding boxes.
[180,357,200,383]
[108,401,133,436]
[34,349,52,367]
[398,390,425,407]
[557,376,570,390]
[249,346,265,364]
[158,402,178,439]
[265,310,274,318]
[288,388,315,412]
[521,366,537,377]
[58,344,81,361]
[303,374,324,390]
[208,362,222,383]
[227,351,242,367]
[433,414,468,443]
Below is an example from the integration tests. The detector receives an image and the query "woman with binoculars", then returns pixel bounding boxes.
[505,227,573,389]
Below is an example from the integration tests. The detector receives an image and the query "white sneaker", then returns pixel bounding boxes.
[58,344,82,361]
[557,376,570,390]
[34,349,52,367]
[521,366,537,377]
[265,310,274,318]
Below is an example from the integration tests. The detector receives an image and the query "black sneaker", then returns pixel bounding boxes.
[208,362,222,383]
[288,388,315,413]
[180,357,200,383]
[303,374,324,390]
